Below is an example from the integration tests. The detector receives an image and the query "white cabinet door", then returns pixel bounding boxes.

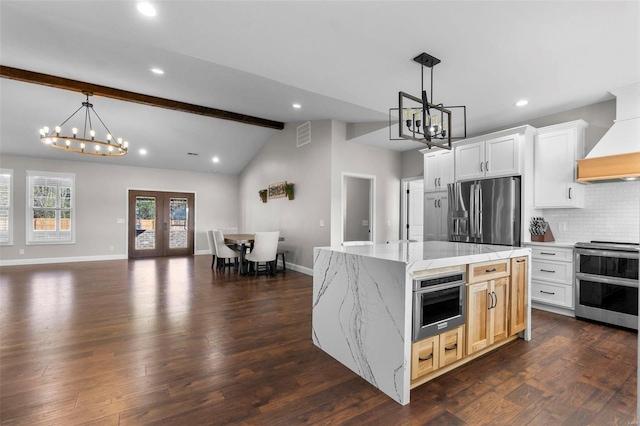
[424,152,440,192]
[408,180,424,241]
[424,192,448,241]
[455,141,484,181]
[485,134,520,178]
[438,195,449,241]
[534,123,586,208]
[439,150,454,188]
[424,150,454,192]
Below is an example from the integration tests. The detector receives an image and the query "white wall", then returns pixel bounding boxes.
[330,120,402,246]
[238,120,332,270]
[0,155,239,263]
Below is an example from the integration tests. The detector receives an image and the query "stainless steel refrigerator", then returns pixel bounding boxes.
[447,176,521,246]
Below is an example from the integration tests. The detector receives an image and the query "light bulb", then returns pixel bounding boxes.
[107,134,112,141]
[52,137,57,142]
[123,141,129,148]
[95,144,100,151]
[39,128,45,136]
[72,128,78,136]
[44,126,49,134]
[43,138,52,144]
[80,142,85,150]
[117,138,123,145]
[108,146,113,152]
[90,130,95,139]
[66,140,71,146]
[55,126,61,134]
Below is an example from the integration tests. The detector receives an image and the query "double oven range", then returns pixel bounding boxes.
[575,241,639,330]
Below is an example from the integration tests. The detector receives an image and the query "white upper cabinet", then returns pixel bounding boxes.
[424,192,448,241]
[455,134,520,181]
[424,149,454,192]
[534,120,588,209]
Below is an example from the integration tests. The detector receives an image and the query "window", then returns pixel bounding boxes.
[0,169,13,245]
[27,171,75,244]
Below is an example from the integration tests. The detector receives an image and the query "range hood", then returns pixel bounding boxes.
[577,82,640,183]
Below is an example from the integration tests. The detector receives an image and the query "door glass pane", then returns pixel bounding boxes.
[169,198,188,249]
[135,196,156,250]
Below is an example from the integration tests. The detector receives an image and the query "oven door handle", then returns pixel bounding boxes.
[576,272,639,288]
[576,248,640,260]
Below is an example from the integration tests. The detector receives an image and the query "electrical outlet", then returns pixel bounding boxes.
[558,222,567,231]
[362,220,369,227]
[19,249,24,255]
[109,246,114,251]
[319,220,324,227]
[117,218,125,224]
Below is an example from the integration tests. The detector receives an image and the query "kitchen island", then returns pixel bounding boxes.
[312,241,531,405]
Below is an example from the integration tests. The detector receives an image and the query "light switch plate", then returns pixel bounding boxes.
[362,220,369,226]
[117,218,125,224]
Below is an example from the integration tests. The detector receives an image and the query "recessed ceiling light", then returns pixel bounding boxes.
[150,68,164,75]
[139,149,147,155]
[137,2,156,17]
[514,99,529,107]
[292,103,302,109]
[212,156,220,163]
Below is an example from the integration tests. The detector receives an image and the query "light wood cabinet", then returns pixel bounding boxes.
[467,259,511,355]
[455,134,520,181]
[534,120,588,209]
[411,325,464,381]
[424,192,448,241]
[424,149,454,192]
[510,256,528,335]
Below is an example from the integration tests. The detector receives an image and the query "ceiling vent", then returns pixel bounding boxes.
[297,121,311,147]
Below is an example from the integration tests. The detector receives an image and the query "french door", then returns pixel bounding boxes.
[128,190,195,258]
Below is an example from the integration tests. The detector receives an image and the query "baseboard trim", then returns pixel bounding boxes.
[280,261,312,276]
[531,302,575,318]
[1,254,128,267]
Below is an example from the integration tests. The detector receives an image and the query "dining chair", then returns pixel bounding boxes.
[206,230,217,269]
[245,231,280,276]
[341,241,374,246]
[213,229,240,270]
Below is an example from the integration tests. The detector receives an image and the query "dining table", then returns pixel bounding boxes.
[224,233,284,275]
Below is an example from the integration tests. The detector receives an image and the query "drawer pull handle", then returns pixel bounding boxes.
[516,259,526,263]
[540,290,555,295]
[540,252,556,255]
[485,268,497,273]
[540,269,556,273]
[419,354,434,361]
[444,343,458,351]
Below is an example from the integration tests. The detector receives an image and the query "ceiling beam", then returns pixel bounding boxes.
[0,66,285,130]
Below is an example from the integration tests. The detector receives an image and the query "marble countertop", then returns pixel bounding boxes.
[319,241,530,271]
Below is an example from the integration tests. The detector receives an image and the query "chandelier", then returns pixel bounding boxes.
[389,52,466,150]
[39,92,128,156]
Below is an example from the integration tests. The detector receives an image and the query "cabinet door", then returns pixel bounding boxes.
[510,256,528,335]
[534,128,584,208]
[485,134,520,178]
[411,336,439,380]
[439,150,454,188]
[491,277,510,344]
[424,152,441,192]
[438,195,449,241]
[439,325,464,367]
[424,193,439,241]
[466,281,491,355]
[455,141,484,181]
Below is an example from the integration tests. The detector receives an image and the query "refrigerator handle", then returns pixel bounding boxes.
[477,184,483,237]
[469,183,475,237]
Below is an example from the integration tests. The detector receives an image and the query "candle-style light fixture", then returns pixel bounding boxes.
[39,91,128,156]
[389,52,467,150]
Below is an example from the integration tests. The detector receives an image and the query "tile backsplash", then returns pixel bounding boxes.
[541,181,640,243]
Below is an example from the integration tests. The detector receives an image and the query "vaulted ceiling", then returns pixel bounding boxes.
[1,1,638,174]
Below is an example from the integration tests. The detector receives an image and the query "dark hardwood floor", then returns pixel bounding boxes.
[1,256,637,425]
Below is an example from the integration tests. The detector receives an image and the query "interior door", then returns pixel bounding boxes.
[408,180,424,241]
[128,190,195,258]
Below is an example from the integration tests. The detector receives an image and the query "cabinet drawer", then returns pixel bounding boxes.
[531,260,573,285]
[411,336,439,380]
[531,281,573,308]
[531,247,573,262]
[468,259,510,283]
[439,326,464,368]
